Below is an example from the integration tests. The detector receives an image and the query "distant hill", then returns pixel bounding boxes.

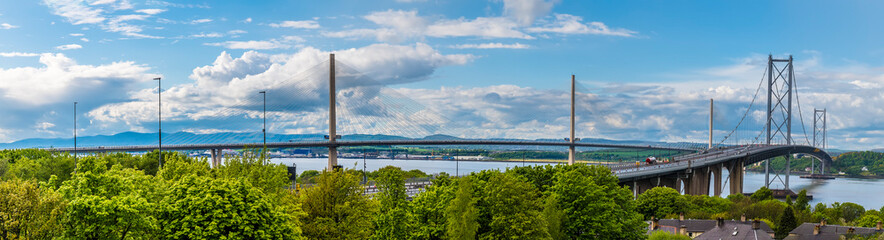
[0,131,700,151]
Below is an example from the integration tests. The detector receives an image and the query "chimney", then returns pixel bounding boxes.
[752,219,760,230]
[740,214,746,222]
[813,225,820,235]
[877,221,882,231]
[680,225,687,235]
[717,217,725,228]
[679,212,685,221]
[821,218,827,226]
[651,217,659,230]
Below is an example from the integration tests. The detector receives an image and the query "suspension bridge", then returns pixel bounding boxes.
[44,54,831,196]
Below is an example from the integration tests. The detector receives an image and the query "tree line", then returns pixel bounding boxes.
[0,149,652,239]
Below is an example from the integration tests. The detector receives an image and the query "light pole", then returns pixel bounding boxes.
[154,77,162,167]
[259,90,266,163]
[74,101,77,161]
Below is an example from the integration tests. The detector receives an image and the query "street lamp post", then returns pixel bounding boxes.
[154,77,162,167]
[259,90,266,163]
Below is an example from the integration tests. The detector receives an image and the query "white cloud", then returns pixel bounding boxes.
[43,0,106,24]
[0,53,149,106]
[135,8,166,15]
[80,37,90,42]
[0,52,41,57]
[527,14,637,37]
[87,43,474,135]
[43,0,162,38]
[450,42,530,49]
[501,0,559,26]
[56,44,83,50]
[70,33,84,36]
[243,18,252,23]
[190,18,212,24]
[191,32,223,38]
[324,10,532,42]
[227,29,247,35]
[204,40,292,50]
[204,35,306,50]
[269,20,320,29]
[0,23,17,29]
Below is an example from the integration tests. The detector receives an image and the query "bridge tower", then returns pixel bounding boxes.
[328,53,340,171]
[812,109,827,174]
[764,55,795,190]
[568,75,577,165]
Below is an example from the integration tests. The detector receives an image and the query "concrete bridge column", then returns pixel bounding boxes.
[727,158,745,195]
[210,149,222,168]
[632,177,680,196]
[686,166,710,195]
[712,164,722,197]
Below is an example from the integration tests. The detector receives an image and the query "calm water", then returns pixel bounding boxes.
[269,158,884,210]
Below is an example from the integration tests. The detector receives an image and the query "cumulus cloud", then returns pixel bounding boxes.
[450,42,530,49]
[269,20,320,29]
[87,43,474,136]
[0,53,150,141]
[56,44,83,50]
[527,14,637,37]
[0,23,17,29]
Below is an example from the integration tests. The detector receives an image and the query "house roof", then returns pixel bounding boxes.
[788,223,884,239]
[654,219,774,233]
[693,222,774,240]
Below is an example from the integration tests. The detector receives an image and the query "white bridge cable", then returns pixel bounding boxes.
[792,69,812,146]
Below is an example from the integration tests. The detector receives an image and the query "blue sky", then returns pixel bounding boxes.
[1,0,883,150]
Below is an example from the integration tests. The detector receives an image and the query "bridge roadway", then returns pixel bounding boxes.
[50,139,696,153]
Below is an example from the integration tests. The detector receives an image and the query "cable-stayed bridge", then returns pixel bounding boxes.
[41,54,830,196]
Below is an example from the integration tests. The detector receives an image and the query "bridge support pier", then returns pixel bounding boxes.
[712,164,722,197]
[631,177,679,196]
[210,149,222,168]
[686,166,710,196]
[726,158,745,195]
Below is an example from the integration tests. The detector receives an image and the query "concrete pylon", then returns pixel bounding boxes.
[568,75,576,165]
[327,53,338,171]
[712,164,722,197]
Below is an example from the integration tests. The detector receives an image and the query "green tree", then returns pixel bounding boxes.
[479,173,550,240]
[750,187,774,202]
[156,155,212,182]
[411,174,455,240]
[158,176,302,239]
[839,202,866,223]
[446,177,479,240]
[59,157,165,240]
[637,187,688,219]
[551,164,645,240]
[648,230,691,240]
[216,151,290,194]
[0,179,66,239]
[855,212,884,228]
[301,170,377,239]
[297,170,321,184]
[541,195,565,240]
[371,166,412,240]
[776,206,797,239]
[795,189,810,211]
